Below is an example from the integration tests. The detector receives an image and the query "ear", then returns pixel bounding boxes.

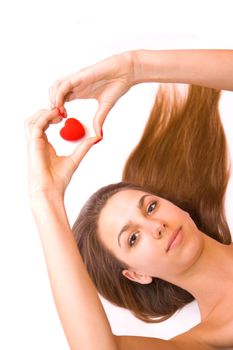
[122,269,153,284]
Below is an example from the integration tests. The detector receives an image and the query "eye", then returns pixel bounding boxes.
[146,201,158,215]
[128,232,139,247]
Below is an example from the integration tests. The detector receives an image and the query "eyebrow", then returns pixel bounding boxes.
[117,194,151,247]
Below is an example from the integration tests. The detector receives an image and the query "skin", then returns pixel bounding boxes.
[98,189,233,321]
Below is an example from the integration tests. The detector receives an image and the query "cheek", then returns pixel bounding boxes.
[131,239,169,277]
[138,254,172,278]
[179,228,204,262]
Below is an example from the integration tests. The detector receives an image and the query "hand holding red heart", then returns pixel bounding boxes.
[48,51,135,138]
[25,52,136,199]
[24,109,102,199]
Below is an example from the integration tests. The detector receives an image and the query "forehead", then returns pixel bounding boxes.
[101,189,150,215]
[97,189,152,242]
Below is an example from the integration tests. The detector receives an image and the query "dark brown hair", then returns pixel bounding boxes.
[72,84,232,322]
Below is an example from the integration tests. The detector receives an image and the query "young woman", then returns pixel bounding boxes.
[25,50,233,349]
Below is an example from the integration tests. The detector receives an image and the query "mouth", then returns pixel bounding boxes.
[166,226,182,252]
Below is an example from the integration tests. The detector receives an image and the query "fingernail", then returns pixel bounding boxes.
[60,107,67,118]
[93,137,102,145]
[58,109,67,118]
[53,106,67,118]
[60,112,67,118]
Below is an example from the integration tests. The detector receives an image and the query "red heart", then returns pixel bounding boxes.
[60,118,86,141]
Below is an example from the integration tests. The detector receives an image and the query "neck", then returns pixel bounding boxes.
[172,233,233,320]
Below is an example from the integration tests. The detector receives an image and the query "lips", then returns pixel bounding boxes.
[166,227,182,252]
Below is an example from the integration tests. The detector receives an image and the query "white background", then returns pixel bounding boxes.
[0,0,233,348]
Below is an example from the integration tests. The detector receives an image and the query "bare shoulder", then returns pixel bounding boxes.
[172,317,233,349]
[170,327,216,350]
[115,334,176,350]
[115,302,233,350]
[114,329,215,350]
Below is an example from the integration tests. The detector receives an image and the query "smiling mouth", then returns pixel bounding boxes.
[166,226,182,252]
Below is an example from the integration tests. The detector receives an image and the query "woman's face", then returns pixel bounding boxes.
[98,189,204,284]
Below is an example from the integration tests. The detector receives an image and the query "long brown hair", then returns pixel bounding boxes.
[73,84,232,323]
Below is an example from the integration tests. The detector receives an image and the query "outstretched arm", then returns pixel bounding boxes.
[25,109,117,350]
[132,49,233,91]
[49,49,233,140]
[30,195,118,350]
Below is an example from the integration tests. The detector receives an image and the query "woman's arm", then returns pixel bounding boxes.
[132,49,233,91]
[116,333,214,350]
[25,109,117,350]
[48,49,233,137]
[30,194,118,350]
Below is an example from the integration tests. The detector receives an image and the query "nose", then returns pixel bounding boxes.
[151,222,166,239]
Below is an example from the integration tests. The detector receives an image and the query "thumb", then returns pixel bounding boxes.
[69,135,102,170]
[93,101,114,137]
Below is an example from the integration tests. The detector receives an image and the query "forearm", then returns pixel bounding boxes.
[132,49,233,91]
[30,194,118,350]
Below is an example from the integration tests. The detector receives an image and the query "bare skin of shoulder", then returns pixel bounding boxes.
[115,298,233,350]
[172,262,233,349]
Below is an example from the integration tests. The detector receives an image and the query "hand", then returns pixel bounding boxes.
[25,109,102,199]
[49,51,135,136]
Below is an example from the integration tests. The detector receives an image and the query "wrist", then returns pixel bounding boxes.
[29,191,71,238]
[130,49,172,85]
[114,50,136,88]
[29,190,64,209]
[130,49,159,85]
[129,49,141,85]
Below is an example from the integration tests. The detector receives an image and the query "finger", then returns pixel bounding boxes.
[51,106,67,119]
[49,78,67,108]
[27,108,62,128]
[49,85,56,109]
[70,136,102,170]
[25,109,50,143]
[49,79,66,109]
[93,101,113,136]
[49,78,74,108]
[64,91,76,102]
[56,79,79,107]
[29,109,61,140]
